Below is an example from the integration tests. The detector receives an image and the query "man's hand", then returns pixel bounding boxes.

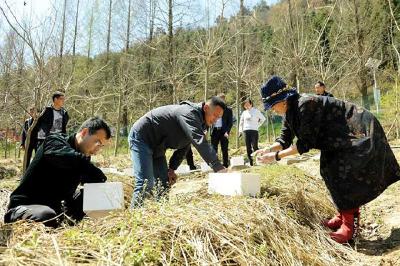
[224,132,229,138]
[251,147,271,157]
[168,169,178,186]
[217,168,228,173]
[20,145,25,151]
[256,152,276,165]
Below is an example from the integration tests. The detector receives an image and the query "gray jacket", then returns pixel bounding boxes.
[130,101,224,172]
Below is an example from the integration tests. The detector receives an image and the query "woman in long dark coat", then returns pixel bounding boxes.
[255,76,400,243]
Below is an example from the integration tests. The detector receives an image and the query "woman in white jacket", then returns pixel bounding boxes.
[239,99,266,166]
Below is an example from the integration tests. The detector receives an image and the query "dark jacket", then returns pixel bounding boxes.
[130,101,224,172]
[319,91,334,97]
[276,94,400,210]
[8,133,106,212]
[211,106,233,135]
[21,117,34,147]
[34,106,69,139]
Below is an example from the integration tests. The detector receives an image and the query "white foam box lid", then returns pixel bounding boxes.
[176,164,191,174]
[83,182,124,218]
[100,167,119,174]
[230,156,245,166]
[208,172,261,197]
[200,162,213,173]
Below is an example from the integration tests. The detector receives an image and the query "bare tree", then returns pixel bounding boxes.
[352,0,369,109]
[58,0,67,79]
[86,1,96,71]
[0,1,60,171]
[106,0,113,63]
[121,0,132,137]
[71,0,80,75]
[195,27,229,102]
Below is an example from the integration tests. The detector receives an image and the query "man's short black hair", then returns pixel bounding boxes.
[208,96,227,110]
[79,117,111,139]
[52,91,65,102]
[316,81,325,87]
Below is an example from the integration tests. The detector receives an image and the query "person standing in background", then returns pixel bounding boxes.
[34,91,69,149]
[211,93,233,168]
[21,105,37,150]
[239,98,266,166]
[315,81,334,97]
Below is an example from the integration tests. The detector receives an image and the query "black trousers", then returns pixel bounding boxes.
[211,128,229,168]
[185,146,196,170]
[244,130,259,166]
[25,141,38,169]
[4,189,85,228]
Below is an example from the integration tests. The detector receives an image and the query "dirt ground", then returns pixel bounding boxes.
[291,154,400,266]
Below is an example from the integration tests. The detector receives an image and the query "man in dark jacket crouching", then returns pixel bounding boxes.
[4,117,111,227]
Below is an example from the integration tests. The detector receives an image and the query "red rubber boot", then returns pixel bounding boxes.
[322,213,342,230]
[329,208,360,243]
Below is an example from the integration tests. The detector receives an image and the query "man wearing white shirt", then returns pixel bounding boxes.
[239,99,266,165]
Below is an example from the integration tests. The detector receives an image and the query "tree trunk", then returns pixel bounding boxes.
[354,0,370,109]
[4,128,9,159]
[58,0,67,80]
[240,0,245,53]
[126,0,131,52]
[147,0,155,109]
[87,4,95,71]
[204,62,209,102]
[121,0,132,136]
[106,0,113,63]
[114,86,123,156]
[235,77,240,149]
[168,0,175,104]
[239,0,246,100]
[72,0,80,75]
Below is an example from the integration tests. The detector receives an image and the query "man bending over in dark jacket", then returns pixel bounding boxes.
[128,96,227,207]
[4,117,111,228]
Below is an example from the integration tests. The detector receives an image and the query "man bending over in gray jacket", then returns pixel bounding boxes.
[128,96,227,207]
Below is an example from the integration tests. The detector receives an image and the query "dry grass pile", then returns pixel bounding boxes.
[0,164,358,265]
[0,165,19,180]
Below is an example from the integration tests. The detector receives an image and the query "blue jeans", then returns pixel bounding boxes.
[129,129,169,208]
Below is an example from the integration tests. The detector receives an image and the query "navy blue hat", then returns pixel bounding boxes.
[260,76,298,110]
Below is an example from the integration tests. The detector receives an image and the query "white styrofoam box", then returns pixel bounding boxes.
[200,162,213,173]
[100,167,133,176]
[122,168,133,177]
[230,156,245,167]
[312,154,321,162]
[100,167,119,174]
[208,172,260,197]
[83,182,124,218]
[175,164,191,174]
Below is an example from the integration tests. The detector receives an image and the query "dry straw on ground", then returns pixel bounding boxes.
[0,165,358,265]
